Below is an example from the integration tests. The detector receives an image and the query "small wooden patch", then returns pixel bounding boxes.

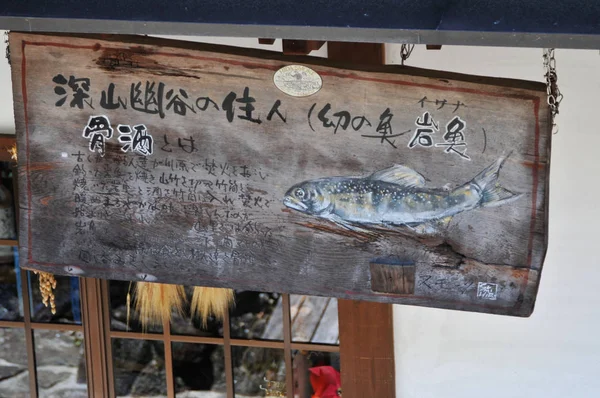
[370,261,416,295]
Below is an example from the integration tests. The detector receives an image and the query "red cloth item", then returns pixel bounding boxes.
[309,366,341,398]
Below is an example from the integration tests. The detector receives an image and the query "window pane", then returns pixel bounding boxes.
[29,272,82,325]
[172,343,226,397]
[34,329,87,397]
[170,287,223,338]
[293,350,341,398]
[0,246,23,321]
[112,338,166,397]
[109,280,163,333]
[232,347,285,397]
[230,291,282,341]
[0,327,30,398]
[290,295,339,345]
[0,161,17,240]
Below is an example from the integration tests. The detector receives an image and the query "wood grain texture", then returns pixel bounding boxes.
[370,262,416,295]
[339,299,395,398]
[330,41,395,398]
[290,295,330,342]
[10,32,551,316]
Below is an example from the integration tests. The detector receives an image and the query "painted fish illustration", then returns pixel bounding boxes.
[283,155,521,234]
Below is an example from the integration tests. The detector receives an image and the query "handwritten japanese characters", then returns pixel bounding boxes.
[70,149,273,268]
[118,124,154,156]
[12,33,551,316]
[53,74,92,108]
[82,116,154,157]
[410,112,470,159]
[59,75,477,156]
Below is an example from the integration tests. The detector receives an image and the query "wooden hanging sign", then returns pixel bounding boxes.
[10,33,551,316]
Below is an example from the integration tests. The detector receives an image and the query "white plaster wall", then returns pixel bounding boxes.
[387,45,600,398]
[1,32,598,397]
[0,33,14,135]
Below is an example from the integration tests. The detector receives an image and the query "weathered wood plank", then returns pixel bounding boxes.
[311,298,339,345]
[10,32,551,316]
[262,295,303,341]
[291,295,330,342]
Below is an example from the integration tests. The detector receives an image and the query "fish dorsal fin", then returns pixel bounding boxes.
[369,164,426,187]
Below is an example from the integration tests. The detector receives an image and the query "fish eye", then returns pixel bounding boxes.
[294,188,306,199]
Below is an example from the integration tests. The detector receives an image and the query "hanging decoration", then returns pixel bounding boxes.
[191,286,235,327]
[34,271,57,314]
[128,282,235,329]
[133,281,186,328]
[9,32,552,317]
[8,144,17,161]
[128,281,235,330]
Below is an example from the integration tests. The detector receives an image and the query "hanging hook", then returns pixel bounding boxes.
[400,44,415,66]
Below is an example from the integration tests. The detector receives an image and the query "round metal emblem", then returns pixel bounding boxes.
[273,65,323,97]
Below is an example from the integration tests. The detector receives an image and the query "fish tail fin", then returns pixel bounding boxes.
[472,152,522,208]
[480,185,522,208]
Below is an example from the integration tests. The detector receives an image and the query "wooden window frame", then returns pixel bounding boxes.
[0,41,396,398]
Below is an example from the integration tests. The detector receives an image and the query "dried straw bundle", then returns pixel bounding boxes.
[8,143,17,161]
[133,282,186,329]
[191,287,235,328]
[35,271,57,314]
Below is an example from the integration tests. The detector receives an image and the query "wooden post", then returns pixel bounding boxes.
[80,278,115,398]
[328,42,396,398]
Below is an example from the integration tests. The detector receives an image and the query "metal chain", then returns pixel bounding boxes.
[400,44,415,66]
[543,48,563,134]
[4,31,9,65]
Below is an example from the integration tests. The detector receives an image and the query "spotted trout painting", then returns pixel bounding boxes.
[11,32,551,317]
[283,155,521,235]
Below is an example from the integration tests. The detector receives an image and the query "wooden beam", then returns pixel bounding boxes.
[327,41,385,65]
[328,41,396,398]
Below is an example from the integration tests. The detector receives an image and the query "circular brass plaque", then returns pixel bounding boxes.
[273,65,323,97]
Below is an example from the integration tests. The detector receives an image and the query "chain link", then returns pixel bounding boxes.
[543,48,563,133]
[400,44,415,66]
[4,31,9,66]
